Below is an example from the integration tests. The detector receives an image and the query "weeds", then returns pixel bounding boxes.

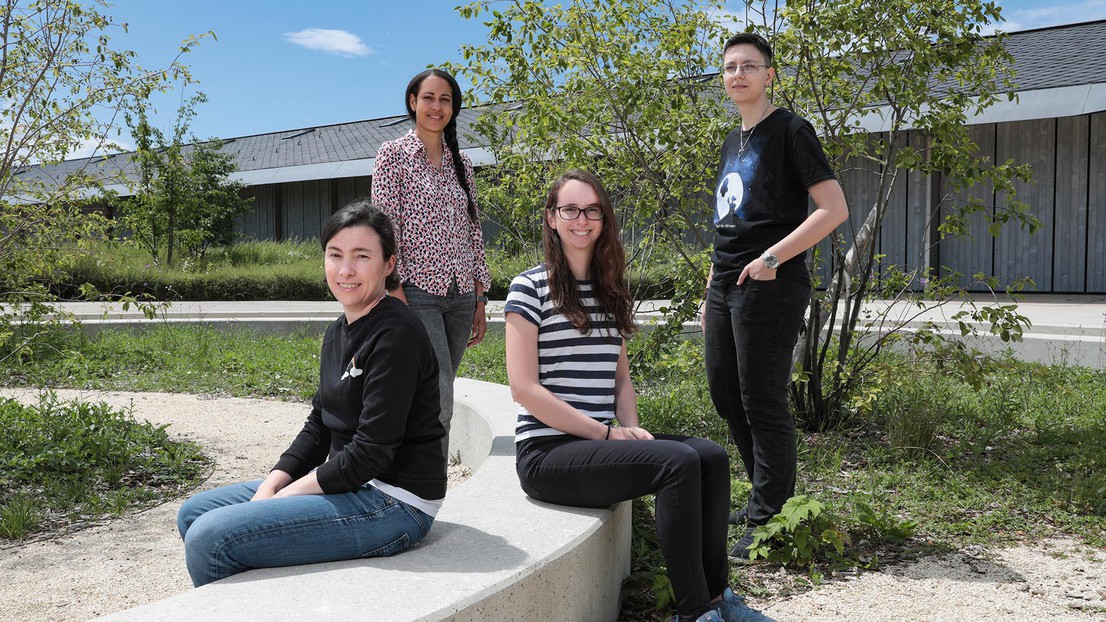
[2,325,1103,617]
[0,392,210,541]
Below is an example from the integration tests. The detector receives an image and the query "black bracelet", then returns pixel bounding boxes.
[475,295,489,304]
[605,425,611,440]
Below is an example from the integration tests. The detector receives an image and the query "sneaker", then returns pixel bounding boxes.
[728,526,756,562]
[714,587,776,622]
[728,507,748,526]
[671,608,723,622]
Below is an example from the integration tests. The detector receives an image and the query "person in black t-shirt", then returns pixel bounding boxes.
[702,33,849,562]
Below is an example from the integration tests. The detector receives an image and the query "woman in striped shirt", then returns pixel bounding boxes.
[504,170,769,622]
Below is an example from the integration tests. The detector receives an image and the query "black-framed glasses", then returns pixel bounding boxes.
[722,62,769,77]
[552,205,603,221]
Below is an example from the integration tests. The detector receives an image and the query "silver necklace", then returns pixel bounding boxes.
[738,106,772,157]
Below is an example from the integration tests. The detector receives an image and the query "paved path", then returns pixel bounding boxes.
[46,294,1106,369]
[45,294,1106,335]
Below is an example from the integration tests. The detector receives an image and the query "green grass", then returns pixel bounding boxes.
[46,239,330,301]
[0,392,210,541]
[2,324,323,400]
[3,324,1104,618]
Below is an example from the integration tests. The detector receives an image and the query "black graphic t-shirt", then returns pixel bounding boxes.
[710,108,836,285]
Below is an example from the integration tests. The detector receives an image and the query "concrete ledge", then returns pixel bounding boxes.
[93,378,631,621]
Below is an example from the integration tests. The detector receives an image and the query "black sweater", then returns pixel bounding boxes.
[273,296,447,500]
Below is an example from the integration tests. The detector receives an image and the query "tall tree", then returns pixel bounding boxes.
[456,0,1038,430]
[0,0,201,363]
[122,93,251,267]
[745,0,1037,429]
[452,0,732,351]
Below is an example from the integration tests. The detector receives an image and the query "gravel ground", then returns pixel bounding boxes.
[1,388,1103,622]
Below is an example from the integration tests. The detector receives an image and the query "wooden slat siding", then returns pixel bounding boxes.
[995,118,1055,291]
[356,176,371,199]
[905,131,932,288]
[878,131,913,283]
[302,179,328,240]
[840,144,881,285]
[1090,112,1106,292]
[282,182,305,241]
[232,187,257,239]
[939,123,997,291]
[1054,115,1090,292]
[234,185,276,241]
[259,185,276,241]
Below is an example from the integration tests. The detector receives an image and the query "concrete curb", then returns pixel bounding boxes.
[92,378,632,622]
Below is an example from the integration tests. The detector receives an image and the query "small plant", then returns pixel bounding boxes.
[747,495,849,567]
[853,500,918,543]
[0,392,211,541]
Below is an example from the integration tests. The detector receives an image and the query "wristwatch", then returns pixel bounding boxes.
[760,252,780,270]
[475,295,489,304]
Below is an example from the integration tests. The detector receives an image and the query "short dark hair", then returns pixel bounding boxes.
[723,32,772,66]
[320,200,400,291]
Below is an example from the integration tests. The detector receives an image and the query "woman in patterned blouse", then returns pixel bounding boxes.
[372,68,492,454]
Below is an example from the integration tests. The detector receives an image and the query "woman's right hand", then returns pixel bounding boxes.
[250,470,293,501]
[609,426,654,441]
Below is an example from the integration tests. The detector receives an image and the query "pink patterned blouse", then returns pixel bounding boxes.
[371,130,492,297]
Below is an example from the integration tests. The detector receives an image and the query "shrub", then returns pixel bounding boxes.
[0,392,210,540]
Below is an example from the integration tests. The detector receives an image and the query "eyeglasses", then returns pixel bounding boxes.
[552,205,603,221]
[722,62,769,77]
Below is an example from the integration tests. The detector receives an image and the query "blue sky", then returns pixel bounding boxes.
[98,0,1106,153]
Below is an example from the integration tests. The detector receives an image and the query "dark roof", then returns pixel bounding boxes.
[12,107,492,197]
[11,20,1106,199]
[1002,19,1106,93]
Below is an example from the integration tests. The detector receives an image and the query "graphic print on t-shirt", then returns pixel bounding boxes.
[714,147,759,225]
[340,356,363,381]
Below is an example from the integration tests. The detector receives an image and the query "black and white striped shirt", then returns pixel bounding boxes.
[505,265,623,443]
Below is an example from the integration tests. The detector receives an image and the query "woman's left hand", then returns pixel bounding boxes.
[737,257,777,285]
[468,302,487,347]
[609,426,654,441]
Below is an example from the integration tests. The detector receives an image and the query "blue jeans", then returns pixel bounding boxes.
[703,276,809,526]
[517,434,730,620]
[177,480,433,587]
[403,282,475,456]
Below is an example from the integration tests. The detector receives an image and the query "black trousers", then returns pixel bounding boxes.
[703,276,809,526]
[517,433,730,620]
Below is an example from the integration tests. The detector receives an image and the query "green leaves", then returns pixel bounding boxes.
[748,494,850,567]
[0,391,209,540]
[121,94,253,267]
[452,0,730,360]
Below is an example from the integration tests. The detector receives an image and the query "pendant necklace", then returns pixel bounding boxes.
[738,106,772,157]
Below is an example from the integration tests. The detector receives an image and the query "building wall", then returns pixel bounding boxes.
[232,112,1106,294]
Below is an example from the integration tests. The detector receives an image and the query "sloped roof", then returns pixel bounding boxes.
[11,19,1106,199]
[11,107,494,199]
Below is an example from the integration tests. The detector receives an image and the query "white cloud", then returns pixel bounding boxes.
[284,28,372,57]
[997,0,1106,31]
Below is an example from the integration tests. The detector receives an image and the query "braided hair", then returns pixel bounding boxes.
[404,68,477,222]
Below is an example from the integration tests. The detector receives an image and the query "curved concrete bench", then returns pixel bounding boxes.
[94,378,631,622]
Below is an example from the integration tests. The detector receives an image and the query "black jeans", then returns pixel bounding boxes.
[517,434,729,620]
[703,276,809,526]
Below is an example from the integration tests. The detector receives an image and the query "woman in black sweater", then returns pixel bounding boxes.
[177,201,446,587]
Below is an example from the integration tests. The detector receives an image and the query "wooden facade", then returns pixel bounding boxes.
[231,110,1106,294]
[813,111,1106,294]
[235,176,371,241]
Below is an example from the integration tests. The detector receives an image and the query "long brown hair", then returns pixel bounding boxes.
[541,169,637,338]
